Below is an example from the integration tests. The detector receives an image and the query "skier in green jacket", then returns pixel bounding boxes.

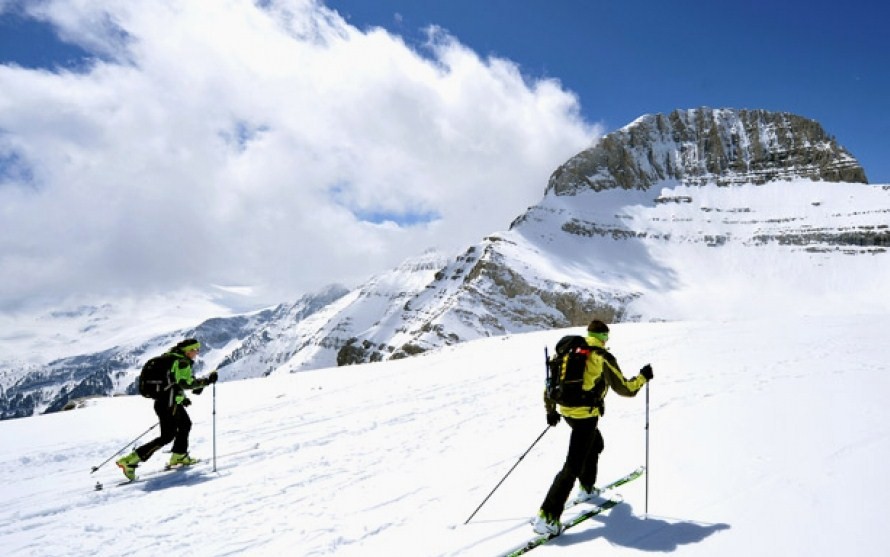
[116,338,217,480]
[532,320,653,535]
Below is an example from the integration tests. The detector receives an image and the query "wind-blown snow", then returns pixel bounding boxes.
[2,314,888,556]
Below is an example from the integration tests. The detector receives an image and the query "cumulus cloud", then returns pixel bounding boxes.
[0,0,599,312]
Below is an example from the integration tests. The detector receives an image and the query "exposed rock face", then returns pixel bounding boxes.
[547,108,867,195]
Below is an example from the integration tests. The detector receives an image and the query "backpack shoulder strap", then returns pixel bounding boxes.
[588,345,620,370]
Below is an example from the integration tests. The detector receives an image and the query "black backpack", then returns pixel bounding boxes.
[138,354,176,399]
[546,335,608,410]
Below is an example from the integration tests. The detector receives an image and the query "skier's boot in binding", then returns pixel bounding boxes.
[531,510,563,535]
[115,451,141,481]
[573,484,603,504]
[167,453,199,468]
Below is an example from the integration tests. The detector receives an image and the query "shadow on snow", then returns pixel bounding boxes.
[554,503,730,552]
[137,468,216,492]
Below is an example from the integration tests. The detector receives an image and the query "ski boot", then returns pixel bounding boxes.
[167,452,199,468]
[573,484,603,504]
[531,510,564,535]
[115,451,141,481]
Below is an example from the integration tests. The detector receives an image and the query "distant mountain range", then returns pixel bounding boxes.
[3,107,888,419]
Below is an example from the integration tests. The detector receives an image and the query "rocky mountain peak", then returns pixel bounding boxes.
[546,107,868,196]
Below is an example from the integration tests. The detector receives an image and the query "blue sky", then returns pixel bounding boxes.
[2,1,886,182]
[0,13,88,69]
[0,0,886,312]
[324,0,889,183]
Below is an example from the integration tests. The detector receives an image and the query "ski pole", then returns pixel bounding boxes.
[645,380,650,516]
[464,426,551,524]
[90,422,158,473]
[212,380,217,472]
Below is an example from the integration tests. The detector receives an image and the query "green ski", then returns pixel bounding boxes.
[501,466,645,557]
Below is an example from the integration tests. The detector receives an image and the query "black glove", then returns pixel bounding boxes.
[192,387,204,395]
[207,371,218,384]
[546,409,561,427]
[181,397,192,407]
[640,364,654,381]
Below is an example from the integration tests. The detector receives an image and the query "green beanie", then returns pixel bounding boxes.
[587,320,610,343]
[176,338,201,352]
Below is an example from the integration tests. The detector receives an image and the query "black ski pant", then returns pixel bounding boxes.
[135,398,191,461]
[539,416,604,519]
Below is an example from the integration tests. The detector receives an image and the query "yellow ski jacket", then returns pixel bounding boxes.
[554,334,648,419]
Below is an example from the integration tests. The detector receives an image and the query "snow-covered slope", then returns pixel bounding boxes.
[2,315,888,556]
[516,178,890,320]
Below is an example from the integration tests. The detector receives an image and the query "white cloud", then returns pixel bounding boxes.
[0,0,599,311]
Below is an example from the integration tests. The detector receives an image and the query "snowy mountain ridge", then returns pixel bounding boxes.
[2,107,889,419]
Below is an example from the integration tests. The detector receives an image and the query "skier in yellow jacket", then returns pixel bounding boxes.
[115,338,217,480]
[532,320,653,535]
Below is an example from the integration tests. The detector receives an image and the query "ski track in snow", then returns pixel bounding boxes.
[2,316,890,556]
